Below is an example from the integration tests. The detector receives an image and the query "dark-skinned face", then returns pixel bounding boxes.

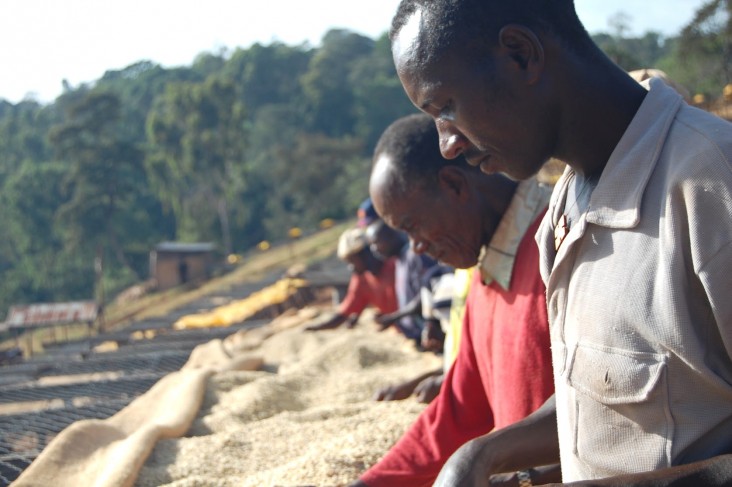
[366,223,404,260]
[391,10,556,181]
[345,250,369,275]
[370,155,484,270]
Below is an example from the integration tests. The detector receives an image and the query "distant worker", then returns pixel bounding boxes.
[306,227,398,331]
[365,219,439,343]
[373,262,456,404]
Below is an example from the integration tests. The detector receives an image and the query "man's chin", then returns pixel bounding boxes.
[505,160,549,181]
[481,158,542,181]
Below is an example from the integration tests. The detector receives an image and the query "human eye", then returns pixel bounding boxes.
[438,101,455,121]
[420,94,452,120]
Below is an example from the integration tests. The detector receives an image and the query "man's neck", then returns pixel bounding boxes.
[553,55,648,178]
[478,176,519,246]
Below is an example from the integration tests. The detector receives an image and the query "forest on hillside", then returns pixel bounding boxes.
[0,1,730,317]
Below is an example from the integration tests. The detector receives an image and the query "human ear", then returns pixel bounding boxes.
[437,166,469,201]
[498,24,544,84]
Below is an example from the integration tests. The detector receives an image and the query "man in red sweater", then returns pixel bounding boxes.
[351,113,557,486]
[306,227,398,331]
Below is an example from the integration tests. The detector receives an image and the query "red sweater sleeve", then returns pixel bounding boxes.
[338,273,369,316]
[359,299,494,487]
[360,212,554,487]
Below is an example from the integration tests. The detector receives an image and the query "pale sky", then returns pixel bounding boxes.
[0,0,707,104]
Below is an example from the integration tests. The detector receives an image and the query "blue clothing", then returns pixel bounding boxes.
[394,243,437,339]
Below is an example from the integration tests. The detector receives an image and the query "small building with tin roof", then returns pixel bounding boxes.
[150,242,217,290]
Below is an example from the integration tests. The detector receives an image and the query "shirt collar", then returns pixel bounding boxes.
[478,178,552,289]
[585,77,683,229]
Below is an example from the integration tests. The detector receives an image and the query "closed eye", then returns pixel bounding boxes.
[438,101,455,122]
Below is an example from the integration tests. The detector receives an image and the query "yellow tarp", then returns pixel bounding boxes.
[173,278,308,330]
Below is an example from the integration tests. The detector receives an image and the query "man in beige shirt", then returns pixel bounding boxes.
[389,0,732,485]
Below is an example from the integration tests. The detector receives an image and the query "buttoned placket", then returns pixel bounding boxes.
[545,178,591,377]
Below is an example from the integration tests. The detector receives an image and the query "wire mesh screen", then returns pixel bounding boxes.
[0,320,265,486]
[0,351,188,486]
[0,268,342,486]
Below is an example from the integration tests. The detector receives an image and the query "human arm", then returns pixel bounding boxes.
[358,301,498,486]
[345,313,360,328]
[304,312,349,331]
[317,273,367,331]
[413,372,444,403]
[488,464,562,486]
[375,294,422,329]
[373,368,443,401]
[421,318,446,352]
[434,394,560,487]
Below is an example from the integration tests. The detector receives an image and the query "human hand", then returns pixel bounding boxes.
[346,315,359,329]
[374,313,396,329]
[414,374,443,403]
[433,438,495,487]
[421,319,445,352]
[485,471,518,487]
[372,381,418,401]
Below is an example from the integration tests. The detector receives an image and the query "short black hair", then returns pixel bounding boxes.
[390,0,594,63]
[372,113,478,193]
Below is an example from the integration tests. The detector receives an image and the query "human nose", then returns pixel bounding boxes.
[436,119,469,159]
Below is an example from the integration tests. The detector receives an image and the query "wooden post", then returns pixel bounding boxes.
[26,332,33,358]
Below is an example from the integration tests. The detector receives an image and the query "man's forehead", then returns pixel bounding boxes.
[391,9,424,69]
[392,14,455,110]
[378,185,427,231]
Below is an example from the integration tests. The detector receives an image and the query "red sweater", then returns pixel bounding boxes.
[339,257,398,317]
[360,215,553,487]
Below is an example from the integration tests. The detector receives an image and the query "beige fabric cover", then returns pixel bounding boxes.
[12,327,266,487]
[12,368,213,487]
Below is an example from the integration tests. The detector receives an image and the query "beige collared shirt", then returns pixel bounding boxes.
[537,78,732,481]
[479,177,551,289]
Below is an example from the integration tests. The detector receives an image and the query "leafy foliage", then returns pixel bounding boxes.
[675,0,732,96]
[0,8,729,316]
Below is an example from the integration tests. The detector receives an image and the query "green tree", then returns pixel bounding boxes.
[222,42,312,116]
[677,0,732,96]
[0,161,94,316]
[0,100,54,185]
[0,28,432,313]
[263,133,367,238]
[95,60,202,142]
[350,33,420,151]
[50,92,150,294]
[301,29,375,136]
[146,77,248,254]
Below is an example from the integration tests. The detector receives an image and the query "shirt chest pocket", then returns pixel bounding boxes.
[566,343,672,477]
